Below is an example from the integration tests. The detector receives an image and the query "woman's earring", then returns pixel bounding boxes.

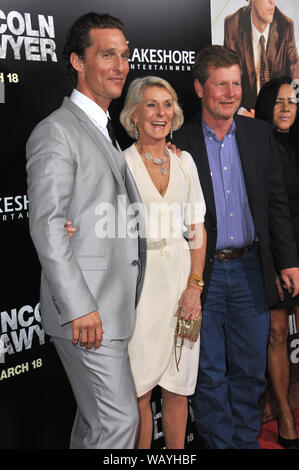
[170,128,173,140]
[134,122,139,140]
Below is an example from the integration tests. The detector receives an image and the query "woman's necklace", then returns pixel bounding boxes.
[137,143,169,175]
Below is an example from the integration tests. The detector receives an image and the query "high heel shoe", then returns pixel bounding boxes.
[277,416,299,449]
[278,433,298,449]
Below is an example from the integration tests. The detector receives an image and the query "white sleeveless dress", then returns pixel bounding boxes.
[124,144,206,397]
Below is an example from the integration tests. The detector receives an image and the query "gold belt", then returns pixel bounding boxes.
[146,238,184,250]
[146,239,167,250]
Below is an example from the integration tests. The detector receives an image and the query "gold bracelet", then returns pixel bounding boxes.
[188,280,204,291]
[188,273,204,288]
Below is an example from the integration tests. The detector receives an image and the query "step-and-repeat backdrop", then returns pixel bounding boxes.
[0,0,298,449]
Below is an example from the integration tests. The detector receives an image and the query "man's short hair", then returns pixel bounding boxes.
[193,45,242,85]
[63,12,124,85]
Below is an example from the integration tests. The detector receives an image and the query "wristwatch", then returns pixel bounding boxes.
[188,273,205,289]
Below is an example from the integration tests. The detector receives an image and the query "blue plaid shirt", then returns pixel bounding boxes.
[203,120,256,250]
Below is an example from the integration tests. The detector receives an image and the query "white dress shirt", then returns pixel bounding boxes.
[238,16,270,115]
[70,89,112,144]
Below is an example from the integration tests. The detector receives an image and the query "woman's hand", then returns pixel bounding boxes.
[241,108,255,118]
[176,286,202,321]
[64,220,77,238]
[166,141,181,157]
[275,272,285,301]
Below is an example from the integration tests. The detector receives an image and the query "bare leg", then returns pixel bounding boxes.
[268,308,297,439]
[135,390,153,449]
[161,388,188,449]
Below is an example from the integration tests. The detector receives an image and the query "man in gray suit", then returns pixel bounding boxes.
[26,12,146,449]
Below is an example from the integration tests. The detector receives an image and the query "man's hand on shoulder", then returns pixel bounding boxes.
[280,267,299,297]
[238,108,255,118]
[72,310,104,350]
[166,141,182,157]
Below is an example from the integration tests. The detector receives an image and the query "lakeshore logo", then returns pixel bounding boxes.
[0,10,57,61]
[0,194,29,222]
[0,302,45,362]
[129,46,195,72]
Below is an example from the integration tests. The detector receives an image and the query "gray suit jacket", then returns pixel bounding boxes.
[26,97,146,341]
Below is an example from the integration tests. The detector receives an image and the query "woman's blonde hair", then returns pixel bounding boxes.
[120,75,184,139]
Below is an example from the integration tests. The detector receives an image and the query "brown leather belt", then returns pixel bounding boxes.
[214,243,255,262]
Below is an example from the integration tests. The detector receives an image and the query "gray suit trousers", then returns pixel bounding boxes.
[52,337,139,449]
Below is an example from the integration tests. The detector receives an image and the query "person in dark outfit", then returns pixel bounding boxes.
[255,76,299,449]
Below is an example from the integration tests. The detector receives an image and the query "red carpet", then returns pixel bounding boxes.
[258,408,299,449]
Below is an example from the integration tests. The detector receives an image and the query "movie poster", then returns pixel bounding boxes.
[211,0,299,110]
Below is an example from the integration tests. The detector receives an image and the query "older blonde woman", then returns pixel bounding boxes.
[120,76,206,448]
